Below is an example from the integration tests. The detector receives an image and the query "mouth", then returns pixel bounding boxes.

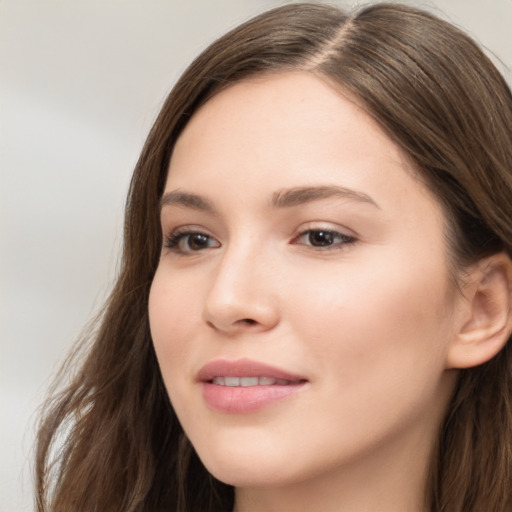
[197,358,307,384]
[210,376,301,387]
[198,358,308,413]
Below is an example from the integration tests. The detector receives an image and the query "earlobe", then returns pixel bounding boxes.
[446,252,512,369]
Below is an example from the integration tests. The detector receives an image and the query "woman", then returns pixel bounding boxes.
[36,3,512,511]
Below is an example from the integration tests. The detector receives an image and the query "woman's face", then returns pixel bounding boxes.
[149,72,462,490]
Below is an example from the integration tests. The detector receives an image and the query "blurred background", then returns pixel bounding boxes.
[1,1,511,510]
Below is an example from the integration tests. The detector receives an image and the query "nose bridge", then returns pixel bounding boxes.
[203,233,279,332]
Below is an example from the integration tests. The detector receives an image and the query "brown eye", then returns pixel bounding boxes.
[186,233,211,250]
[308,230,335,247]
[165,231,220,254]
[294,229,356,249]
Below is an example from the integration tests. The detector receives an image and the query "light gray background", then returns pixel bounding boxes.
[1,1,511,510]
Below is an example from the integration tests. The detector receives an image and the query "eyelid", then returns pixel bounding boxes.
[290,223,358,250]
[292,221,357,238]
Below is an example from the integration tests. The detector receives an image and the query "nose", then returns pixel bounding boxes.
[202,243,280,335]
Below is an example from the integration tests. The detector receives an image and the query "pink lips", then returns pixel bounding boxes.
[198,358,307,413]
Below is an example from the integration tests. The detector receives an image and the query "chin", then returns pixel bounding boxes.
[207,465,294,489]
[196,444,296,488]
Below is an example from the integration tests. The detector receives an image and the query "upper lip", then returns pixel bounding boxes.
[197,358,307,383]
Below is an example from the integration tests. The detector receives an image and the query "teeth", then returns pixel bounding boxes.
[224,377,239,386]
[240,377,259,387]
[211,376,292,387]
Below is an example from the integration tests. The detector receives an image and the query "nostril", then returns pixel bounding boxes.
[205,318,257,330]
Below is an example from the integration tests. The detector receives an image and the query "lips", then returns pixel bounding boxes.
[198,358,306,383]
[197,358,308,413]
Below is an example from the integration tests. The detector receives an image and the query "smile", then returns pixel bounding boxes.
[211,376,295,386]
[198,359,308,413]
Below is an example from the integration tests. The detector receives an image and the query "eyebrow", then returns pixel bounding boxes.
[159,185,379,213]
[160,191,216,213]
[271,185,379,209]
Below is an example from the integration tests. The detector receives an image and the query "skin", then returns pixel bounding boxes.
[148,72,468,512]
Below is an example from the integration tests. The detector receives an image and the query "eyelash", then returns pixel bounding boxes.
[164,229,219,254]
[291,229,356,250]
[163,228,357,255]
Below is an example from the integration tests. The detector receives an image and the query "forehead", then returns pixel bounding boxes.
[172,72,398,163]
[167,71,440,220]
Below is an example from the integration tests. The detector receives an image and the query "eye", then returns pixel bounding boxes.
[293,229,356,249]
[164,230,220,254]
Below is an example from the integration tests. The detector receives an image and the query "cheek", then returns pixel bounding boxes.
[279,256,457,460]
[289,251,455,385]
[148,266,200,374]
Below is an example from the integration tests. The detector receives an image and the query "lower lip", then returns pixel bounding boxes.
[201,382,306,413]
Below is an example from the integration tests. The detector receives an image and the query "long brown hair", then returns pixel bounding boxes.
[35,3,512,511]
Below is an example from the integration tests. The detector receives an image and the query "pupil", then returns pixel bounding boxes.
[190,234,209,250]
[309,231,333,246]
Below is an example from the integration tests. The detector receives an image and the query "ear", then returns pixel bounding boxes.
[446,252,512,369]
